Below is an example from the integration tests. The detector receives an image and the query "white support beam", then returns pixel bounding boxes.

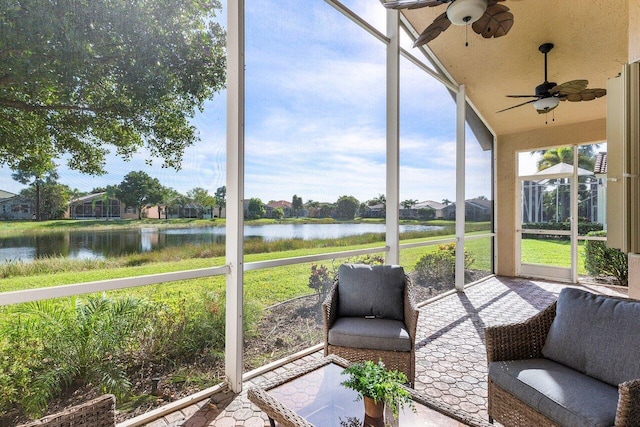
[0,266,229,306]
[385,8,400,265]
[225,0,245,394]
[455,85,466,291]
[571,146,579,283]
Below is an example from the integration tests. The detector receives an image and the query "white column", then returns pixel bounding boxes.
[385,8,400,265]
[225,0,245,393]
[571,146,579,283]
[455,85,466,291]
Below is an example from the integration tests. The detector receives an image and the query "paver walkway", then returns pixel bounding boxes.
[132,276,627,427]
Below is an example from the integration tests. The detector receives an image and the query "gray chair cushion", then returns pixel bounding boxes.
[337,264,405,321]
[542,287,640,386]
[489,358,619,427]
[328,317,411,352]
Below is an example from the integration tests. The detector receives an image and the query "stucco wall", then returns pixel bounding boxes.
[495,118,606,276]
[630,0,640,62]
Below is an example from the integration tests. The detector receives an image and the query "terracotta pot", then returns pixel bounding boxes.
[363,396,385,419]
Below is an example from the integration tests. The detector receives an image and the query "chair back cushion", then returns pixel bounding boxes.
[542,288,640,386]
[337,264,405,321]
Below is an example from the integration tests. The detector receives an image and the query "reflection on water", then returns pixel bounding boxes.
[0,223,444,262]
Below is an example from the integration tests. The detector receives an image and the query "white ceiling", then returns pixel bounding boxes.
[400,0,629,136]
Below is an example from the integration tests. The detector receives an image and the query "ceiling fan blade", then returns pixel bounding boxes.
[381,0,446,9]
[561,88,607,102]
[413,12,451,47]
[550,79,589,95]
[506,95,539,98]
[471,4,513,39]
[496,99,536,113]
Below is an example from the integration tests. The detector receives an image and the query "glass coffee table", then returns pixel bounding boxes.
[248,355,484,427]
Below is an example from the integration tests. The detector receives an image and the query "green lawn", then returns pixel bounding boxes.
[521,238,587,274]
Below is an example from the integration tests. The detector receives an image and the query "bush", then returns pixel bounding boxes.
[414,243,475,283]
[308,264,333,303]
[2,295,155,417]
[584,231,628,286]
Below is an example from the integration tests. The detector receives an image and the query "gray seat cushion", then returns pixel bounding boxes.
[337,264,405,321]
[542,287,640,386]
[328,317,411,352]
[489,358,619,427]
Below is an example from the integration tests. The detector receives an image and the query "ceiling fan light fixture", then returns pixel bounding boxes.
[446,0,488,26]
[533,97,560,112]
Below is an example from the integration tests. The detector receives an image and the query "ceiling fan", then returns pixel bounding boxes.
[381,0,515,47]
[497,43,607,115]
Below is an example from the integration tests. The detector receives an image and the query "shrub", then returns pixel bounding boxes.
[308,264,333,303]
[413,243,475,283]
[142,291,260,366]
[584,231,628,286]
[3,295,155,417]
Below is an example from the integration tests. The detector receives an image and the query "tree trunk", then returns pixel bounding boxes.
[35,181,41,221]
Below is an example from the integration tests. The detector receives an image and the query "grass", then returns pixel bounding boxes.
[521,238,587,275]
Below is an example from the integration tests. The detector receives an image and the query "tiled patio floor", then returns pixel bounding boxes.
[132,276,627,427]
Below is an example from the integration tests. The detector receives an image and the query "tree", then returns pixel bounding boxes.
[418,207,436,220]
[163,188,189,219]
[536,146,596,171]
[401,199,418,209]
[12,162,58,221]
[358,203,368,218]
[0,1,226,175]
[368,194,386,206]
[115,171,165,219]
[273,207,284,219]
[19,176,72,221]
[442,199,452,206]
[214,186,226,218]
[247,198,265,219]
[536,147,597,222]
[292,195,303,217]
[188,187,215,218]
[335,195,359,220]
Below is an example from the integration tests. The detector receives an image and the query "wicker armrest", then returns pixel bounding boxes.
[403,276,419,340]
[485,301,557,363]
[616,378,640,426]
[17,394,115,427]
[322,281,339,347]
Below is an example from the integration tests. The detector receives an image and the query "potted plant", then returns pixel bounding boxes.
[340,360,413,420]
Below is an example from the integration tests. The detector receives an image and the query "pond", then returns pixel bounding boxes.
[0,223,446,262]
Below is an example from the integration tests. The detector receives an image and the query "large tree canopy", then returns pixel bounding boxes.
[0,0,226,175]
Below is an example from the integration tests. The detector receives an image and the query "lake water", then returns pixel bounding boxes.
[0,223,445,262]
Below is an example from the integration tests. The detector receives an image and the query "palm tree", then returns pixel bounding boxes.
[536,146,596,171]
[536,146,597,222]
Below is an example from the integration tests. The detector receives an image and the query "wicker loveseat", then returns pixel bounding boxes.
[322,263,419,384]
[486,288,640,427]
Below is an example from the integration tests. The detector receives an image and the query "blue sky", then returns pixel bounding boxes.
[0,0,493,205]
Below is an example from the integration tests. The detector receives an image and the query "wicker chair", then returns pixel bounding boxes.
[17,394,116,427]
[322,264,419,384]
